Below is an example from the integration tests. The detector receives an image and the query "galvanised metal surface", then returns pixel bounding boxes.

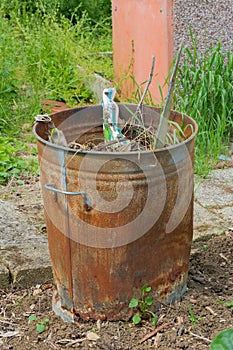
[34,104,198,322]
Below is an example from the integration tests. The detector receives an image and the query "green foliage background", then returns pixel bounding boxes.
[1,0,112,23]
[0,0,232,184]
[0,0,112,184]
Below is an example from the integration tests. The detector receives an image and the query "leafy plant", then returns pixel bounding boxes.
[129,285,157,326]
[28,315,49,333]
[189,306,202,327]
[210,329,233,350]
[0,136,38,185]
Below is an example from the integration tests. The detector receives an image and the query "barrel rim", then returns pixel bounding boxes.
[33,104,198,155]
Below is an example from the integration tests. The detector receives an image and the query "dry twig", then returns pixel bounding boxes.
[56,337,86,345]
[155,41,183,149]
[138,322,170,344]
[205,306,217,316]
[136,55,155,117]
[0,318,18,326]
[189,331,211,343]
[219,253,229,262]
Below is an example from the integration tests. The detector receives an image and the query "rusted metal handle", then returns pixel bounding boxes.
[44,183,91,211]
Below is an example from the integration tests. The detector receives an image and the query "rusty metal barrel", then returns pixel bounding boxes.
[33,104,198,322]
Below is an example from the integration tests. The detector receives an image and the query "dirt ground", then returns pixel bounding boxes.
[0,176,233,350]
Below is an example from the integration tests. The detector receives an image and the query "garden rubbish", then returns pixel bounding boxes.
[102,88,129,149]
[219,154,232,161]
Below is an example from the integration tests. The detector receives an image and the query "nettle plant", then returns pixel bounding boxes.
[129,285,157,326]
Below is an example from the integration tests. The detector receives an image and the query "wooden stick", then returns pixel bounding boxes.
[155,41,183,149]
[138,322,170,344]
[56,337,86,345]
[136,55,155,117]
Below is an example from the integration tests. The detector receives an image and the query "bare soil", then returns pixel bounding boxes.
[0,177,233,349]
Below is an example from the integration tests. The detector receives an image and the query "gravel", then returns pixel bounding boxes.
[174,0,233,54]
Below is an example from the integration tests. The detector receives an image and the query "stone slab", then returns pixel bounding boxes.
[207,168,233,184]
[76,65,111,103]
[0,200,52,288]
[213,206,233,225]
[0,264,9,289]
[193,202,225,239]
[194,169,233,208]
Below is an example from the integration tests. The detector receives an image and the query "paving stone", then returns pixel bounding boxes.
[194,175,233,208]
[207,168,233,184]
[193,202,225,239]
[0,264,9,289]
[0,200,46,247]
[213,206,233,224]
[0,201,52,288]
[1,246,52,287]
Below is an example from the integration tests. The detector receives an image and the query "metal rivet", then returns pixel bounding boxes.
[160,8,163,13]
[114,6,117,11]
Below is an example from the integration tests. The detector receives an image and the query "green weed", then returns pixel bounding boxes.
[28,314,49,334]
[218,300,233,308]
[189,306,202,327]
[129,285,157,326]
[128,31,232,176]
[0,136,38,185]
[174,31,233,176]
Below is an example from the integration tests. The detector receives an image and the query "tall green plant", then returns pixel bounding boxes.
[174,32,233,176]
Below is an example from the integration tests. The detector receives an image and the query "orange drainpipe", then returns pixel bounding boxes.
[112,0,174,104]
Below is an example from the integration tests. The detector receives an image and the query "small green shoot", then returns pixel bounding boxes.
[28,315,37,322]
[28,315,49,334]
[129,285,157,326]
[189,306,202,327]
[202,244,208,251]
[218,300,233,308]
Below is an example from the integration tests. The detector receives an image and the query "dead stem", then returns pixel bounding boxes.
[189,331,211,343]
[138,322,170,344]
[136,55,155,121]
